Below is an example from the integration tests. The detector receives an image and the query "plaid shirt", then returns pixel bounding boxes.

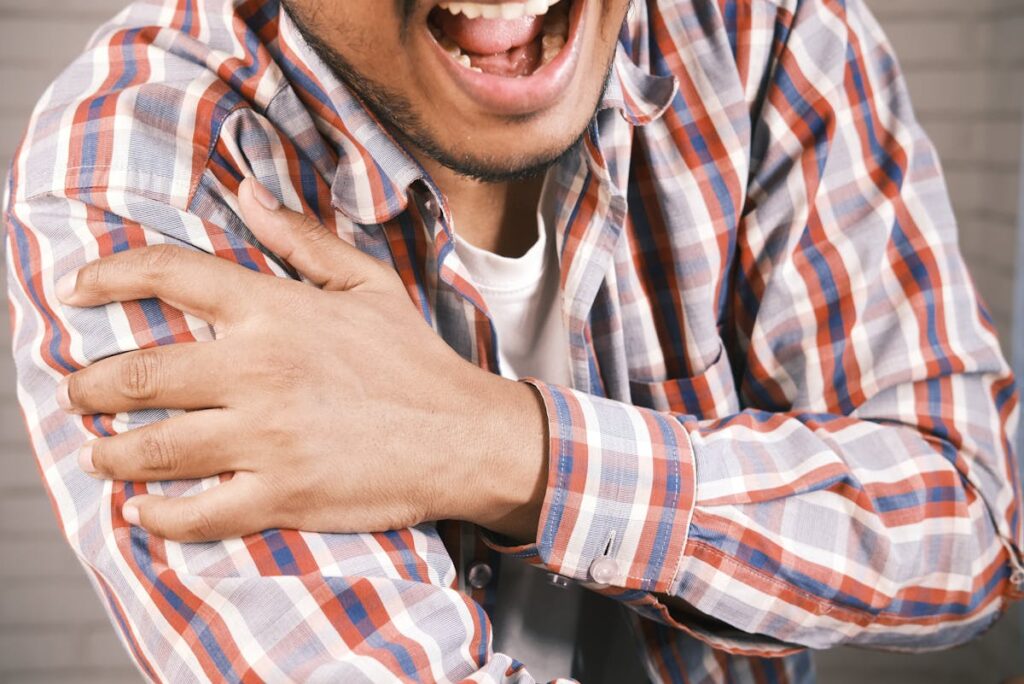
[5,0,1023,681]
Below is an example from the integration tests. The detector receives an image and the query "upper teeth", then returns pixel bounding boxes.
[438,0,561,20]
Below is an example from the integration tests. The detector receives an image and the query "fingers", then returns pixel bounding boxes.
[239,177,390,291]
[58,341,227,414]
[123,473,270,542]
[56,243,265,326]
[81,409,241,482]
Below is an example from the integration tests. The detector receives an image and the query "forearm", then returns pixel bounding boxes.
[483,378,1023,653]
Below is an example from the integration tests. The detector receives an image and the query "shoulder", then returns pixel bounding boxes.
[8,0,288,209]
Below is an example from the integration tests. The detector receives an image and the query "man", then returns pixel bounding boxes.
[5,0,1023,681]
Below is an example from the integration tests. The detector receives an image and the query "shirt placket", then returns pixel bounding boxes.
[404,147,627,616]
[554,119,632,397]
[409,187,511,615]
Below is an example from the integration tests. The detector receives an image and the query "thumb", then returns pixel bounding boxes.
[239,176,384,291]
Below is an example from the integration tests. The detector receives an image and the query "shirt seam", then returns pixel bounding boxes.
[668,418,698,593]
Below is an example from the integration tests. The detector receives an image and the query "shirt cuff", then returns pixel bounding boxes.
[488,379,697,594]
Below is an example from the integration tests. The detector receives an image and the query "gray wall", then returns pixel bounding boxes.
[0,1,1022,682]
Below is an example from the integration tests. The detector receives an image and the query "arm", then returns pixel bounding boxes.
[6,185,544,682]
[1,41,563,672]
[488,0,1023,654]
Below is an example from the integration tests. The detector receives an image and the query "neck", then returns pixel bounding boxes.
[418,157,544,258]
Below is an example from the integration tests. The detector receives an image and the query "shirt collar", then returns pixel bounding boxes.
[601,41,678,127]
[278,5,677,226]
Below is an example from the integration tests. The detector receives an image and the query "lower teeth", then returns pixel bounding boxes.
[541,32,565,64]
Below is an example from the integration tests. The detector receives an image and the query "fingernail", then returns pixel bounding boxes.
[123,501,141,526]
[56,270,78,302]
[78,443,96,475]
[56,379,72,411]
[250,178,281,212]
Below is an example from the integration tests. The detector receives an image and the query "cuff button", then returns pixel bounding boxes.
[467,562,493,590]
[588,556,619,585]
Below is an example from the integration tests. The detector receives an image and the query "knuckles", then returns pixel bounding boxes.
[293,214,331,244]
[180,504,221,541]
[90,426,179,480]
[118,351,162,402]
[63,350,162,413]
[139,244,184,279]
[77,258,105,296]
[77,244,185,296]
[140,427,178,474]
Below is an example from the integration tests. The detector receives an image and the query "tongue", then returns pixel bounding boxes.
[469,41,541,77]
[437,11,544,55]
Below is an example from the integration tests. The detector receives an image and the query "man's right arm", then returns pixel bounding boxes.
[5,174,538,683]
[2,25,531,676]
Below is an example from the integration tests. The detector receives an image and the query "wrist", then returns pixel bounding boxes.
[452,370,548,541]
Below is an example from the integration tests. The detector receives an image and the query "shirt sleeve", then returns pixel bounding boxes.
[487,0,1024,655]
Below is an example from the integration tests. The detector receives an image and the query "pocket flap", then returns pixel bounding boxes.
[628,343,739,419]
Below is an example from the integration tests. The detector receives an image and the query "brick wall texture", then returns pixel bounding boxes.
[1,1,1021,682]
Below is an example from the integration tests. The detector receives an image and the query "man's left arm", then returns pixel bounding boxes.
[489,0,1024,655]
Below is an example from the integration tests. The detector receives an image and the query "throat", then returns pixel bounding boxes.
[445,172,545,258]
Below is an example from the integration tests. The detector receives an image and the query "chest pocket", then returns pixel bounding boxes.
[628,342,740,420]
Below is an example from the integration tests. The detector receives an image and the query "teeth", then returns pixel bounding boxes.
[437,0,561,19]
[541,33,564,49]
[524,0,549,14]
[541,32,564,65]
[499,3,523,19]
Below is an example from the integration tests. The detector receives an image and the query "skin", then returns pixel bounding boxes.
[59,0,631,543]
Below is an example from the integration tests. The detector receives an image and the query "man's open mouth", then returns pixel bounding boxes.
[427,0,573,79]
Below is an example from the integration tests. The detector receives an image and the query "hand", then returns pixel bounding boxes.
[57,178,547,542]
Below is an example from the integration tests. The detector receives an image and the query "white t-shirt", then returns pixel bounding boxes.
[453,209,571,387]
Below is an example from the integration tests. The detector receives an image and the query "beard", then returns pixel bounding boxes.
[281,1,614,184]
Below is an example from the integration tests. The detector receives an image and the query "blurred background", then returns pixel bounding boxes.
[1,0,1023,682]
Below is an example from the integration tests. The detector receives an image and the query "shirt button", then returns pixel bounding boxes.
[467,562,493,590]
[589,556,619,585]
[546,573,573,589]
[424,197,439,217]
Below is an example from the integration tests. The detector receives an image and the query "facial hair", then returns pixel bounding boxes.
[281,0,615,183]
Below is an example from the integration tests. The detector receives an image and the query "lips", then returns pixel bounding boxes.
[422,0,584,115]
